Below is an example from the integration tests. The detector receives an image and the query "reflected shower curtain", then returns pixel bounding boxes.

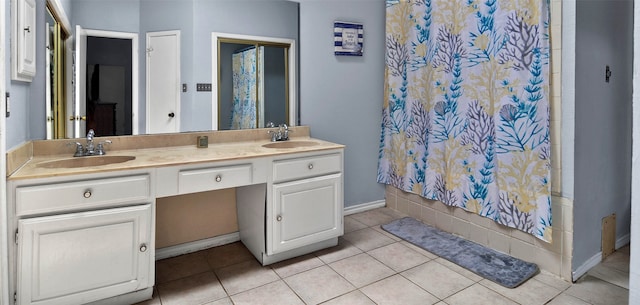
[378,0,552,242]
[230,47,258,129]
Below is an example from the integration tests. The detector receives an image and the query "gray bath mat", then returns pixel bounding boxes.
[381,217,538,288]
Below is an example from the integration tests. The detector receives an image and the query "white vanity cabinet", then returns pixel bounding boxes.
[8,170,155,305]
[238,149,344,265]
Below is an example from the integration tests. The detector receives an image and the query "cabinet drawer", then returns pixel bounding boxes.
[178,164,253,194]
[16,175,151,216]
[273,153,341,183]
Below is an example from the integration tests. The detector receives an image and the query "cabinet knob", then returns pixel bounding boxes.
[83,190,92,198]
[139,244,147,252]
[215,175,222,182]
[277,215,282,221]
[308,163,314,170]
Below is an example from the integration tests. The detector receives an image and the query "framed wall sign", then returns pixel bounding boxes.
[334,21,363,56]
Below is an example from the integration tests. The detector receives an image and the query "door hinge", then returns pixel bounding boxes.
[14,291,17,304]
[15,230,18,245]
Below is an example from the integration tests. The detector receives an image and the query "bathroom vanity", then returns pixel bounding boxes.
[6,128,344,305]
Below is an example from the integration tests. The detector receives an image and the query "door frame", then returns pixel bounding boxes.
[75,27,139,137]
[145,30,181,134]
[211,32,296,130]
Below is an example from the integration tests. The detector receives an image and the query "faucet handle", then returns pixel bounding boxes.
[279,124,289,140]
[67,142,84,157]
[96,140,112,155]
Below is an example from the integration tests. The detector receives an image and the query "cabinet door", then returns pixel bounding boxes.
[12,0,36,81]
[17,204,153,305]
[270,173,342,254]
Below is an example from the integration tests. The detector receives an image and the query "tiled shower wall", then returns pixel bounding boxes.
[384,0,572,281]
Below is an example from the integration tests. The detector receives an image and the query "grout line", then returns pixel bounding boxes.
[148,208,629,305]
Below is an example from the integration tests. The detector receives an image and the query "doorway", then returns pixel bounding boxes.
[86,36,132,136]
[74,27,138,138]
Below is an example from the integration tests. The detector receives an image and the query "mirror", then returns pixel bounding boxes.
[213,34,295,130]
[41,0,299,139]
[44,0,71,139]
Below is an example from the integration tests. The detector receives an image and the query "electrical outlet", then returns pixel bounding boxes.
[196,83,212,92]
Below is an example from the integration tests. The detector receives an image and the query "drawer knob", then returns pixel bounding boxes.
[277,215,282,221]
[139,244,147,252]
[83,190,92,198]
[215,175,222,182]
[308,163,314,170]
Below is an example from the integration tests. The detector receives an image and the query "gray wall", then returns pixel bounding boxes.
[297,0,386,207]
[6,0,48,149]
[573,0,633,268]
[71,0,139,32]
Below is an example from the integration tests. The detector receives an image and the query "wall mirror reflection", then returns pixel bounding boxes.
[40,0,299,140]
[214,34,295,130]
[44,0,70,139]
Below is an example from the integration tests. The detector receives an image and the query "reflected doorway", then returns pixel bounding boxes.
[86,36,132,136]
[74,26,139,138]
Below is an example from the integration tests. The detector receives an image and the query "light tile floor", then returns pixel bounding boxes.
[136,208,630,305]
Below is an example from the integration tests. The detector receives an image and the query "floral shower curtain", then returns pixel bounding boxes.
[378,0,552,242]
[230,47,258,129]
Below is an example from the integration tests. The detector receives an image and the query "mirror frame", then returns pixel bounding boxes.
[45,0,71,139]
[211,32,296,131]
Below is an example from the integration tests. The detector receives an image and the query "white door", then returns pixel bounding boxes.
[146,31,180,134]
[16,204,152,305]
[270,174,342,254]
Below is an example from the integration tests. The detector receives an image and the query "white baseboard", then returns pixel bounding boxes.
[156,200,388,260]
[344,200,386,216]
[155,232,240,260]
[616,233,631,249]
[572,234,631,281]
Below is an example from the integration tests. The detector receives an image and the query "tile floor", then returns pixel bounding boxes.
[136,208,630,305]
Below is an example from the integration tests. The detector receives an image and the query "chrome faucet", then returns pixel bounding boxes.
[268,123,290,142]
[68,129,112,157]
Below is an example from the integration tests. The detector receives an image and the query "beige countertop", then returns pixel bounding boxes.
[8,128,345,180]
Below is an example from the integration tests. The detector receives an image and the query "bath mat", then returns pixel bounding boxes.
[381,217,538,288]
